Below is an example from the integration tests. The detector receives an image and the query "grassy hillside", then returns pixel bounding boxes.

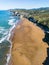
[10,7,49,27]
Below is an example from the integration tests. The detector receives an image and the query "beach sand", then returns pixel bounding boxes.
[9,18,48,65]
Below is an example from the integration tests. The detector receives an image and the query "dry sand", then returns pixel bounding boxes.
[9,18,48,65]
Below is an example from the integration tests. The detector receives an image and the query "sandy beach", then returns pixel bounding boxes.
[9,18,48,65]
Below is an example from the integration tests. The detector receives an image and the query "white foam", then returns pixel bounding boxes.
[8,19,15,25]
[0,27,4,29]
[10,16,14,19]
[3,31,8,35]
[7,25,15,40]
[0,36,7,43]
[0,30,3,33]
[5,18,20,65]
[5,20,17,65]
[0,27,5,33]
[0,20,20,43]
[6,54,11,65]
[0,27,8,35]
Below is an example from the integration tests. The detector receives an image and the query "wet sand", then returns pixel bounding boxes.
[9,18,48,65]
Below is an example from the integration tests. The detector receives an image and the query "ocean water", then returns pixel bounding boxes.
[0,10,19,65]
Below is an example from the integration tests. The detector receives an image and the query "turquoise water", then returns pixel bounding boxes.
[0,10,19,65]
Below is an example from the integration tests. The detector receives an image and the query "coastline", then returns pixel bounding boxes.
[6,19,20,65]
[9,18,48,65]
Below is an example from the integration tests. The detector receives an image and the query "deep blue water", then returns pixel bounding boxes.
[0,10,19,65]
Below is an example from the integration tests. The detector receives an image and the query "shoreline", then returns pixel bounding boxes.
[6,19,20,65]
[9,18,48,65]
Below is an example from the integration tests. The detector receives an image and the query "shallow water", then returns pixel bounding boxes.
[0,10,19,65]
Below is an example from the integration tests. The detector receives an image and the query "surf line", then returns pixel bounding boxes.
[6,19,20,65]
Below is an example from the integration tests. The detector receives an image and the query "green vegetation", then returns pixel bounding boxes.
[10,7,49,27]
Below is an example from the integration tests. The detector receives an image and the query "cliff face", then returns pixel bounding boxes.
[9,18,48,65]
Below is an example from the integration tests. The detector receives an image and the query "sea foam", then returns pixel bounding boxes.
[6,19,20,65]
[0,36,7,43]
[8,19,15,25]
